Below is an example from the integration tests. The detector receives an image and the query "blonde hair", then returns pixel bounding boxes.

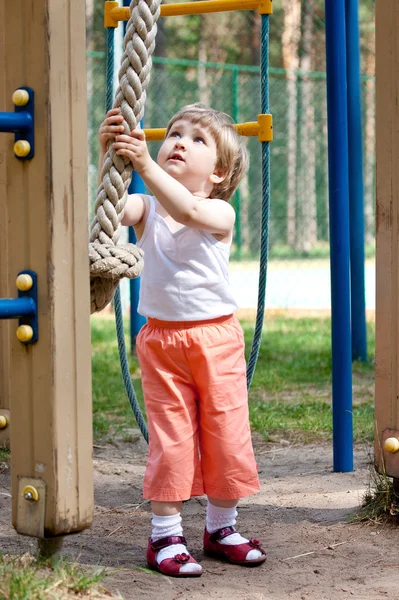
[165,103,249,201]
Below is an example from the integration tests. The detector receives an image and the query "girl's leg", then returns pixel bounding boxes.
[136,325,203,576]
[205,498,264,562]
[152,501,182,516]
[207,497,237,509]
[189,318,265,564]
[149,500,202,575]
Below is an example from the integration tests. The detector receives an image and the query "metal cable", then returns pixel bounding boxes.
[246,14,270,388]
[105,9,149,442]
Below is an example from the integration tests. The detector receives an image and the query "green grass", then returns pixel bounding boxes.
[351,449,399,524]
[0,554,118,600]
[0,448,10,462]
[242,316,375,442]
[91,317,145,441]
[231,242,376,262]
[91,314,375,444]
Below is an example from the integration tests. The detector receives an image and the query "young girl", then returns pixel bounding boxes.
[98,103,266,577]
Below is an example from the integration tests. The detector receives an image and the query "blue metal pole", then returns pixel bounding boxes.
[0,297,36,319]
[324,0,353,472]
[0,112,32,132]
[345,0,367,362]
[128,171,147,354]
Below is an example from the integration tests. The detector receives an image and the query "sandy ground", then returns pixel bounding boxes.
[1,434,399,600]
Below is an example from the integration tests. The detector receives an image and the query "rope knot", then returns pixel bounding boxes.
[89,0,161,313]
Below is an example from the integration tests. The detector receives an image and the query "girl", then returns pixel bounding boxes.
[98,103,266,577]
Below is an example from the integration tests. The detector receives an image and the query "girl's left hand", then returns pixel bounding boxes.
[113,129,152,173]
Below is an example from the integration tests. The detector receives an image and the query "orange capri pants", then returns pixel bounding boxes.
[136,314,260,502]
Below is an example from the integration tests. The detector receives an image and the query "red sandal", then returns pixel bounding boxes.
[203,526,266,567]
[147,535,203,577]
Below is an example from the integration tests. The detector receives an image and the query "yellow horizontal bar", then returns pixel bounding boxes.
[105,0,272,26]
[143,116,273,142]
[144,128,168,141]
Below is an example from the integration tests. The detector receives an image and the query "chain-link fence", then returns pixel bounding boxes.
[87,50,376,310]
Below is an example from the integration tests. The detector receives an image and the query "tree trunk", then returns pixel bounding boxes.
[364,40,375,245]
[198,18,211,105]
[240,170,250,255]
[86,0,96,213]
[322,92,329,242]
[250,11,261,66]
[296,1,317,252]
[282,0,301,248]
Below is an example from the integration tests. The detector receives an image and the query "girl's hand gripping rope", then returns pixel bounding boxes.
[98,107,125,154]
[113,128,152,174]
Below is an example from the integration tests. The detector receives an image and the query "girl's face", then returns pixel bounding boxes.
[157,119,223,197]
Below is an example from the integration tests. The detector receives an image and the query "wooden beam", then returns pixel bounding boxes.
[0,0,11,449]
[375,1,399,477]
[2,0,93,536]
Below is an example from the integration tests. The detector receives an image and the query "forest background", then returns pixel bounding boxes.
[86,0,375,265]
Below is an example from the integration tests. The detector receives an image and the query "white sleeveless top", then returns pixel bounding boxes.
[136,196,238,321]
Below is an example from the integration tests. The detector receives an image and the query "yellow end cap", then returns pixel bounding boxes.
[384,437,399,453]
[16,273,33,292]
[14,140,31,157]
[104,1,120,27]
[258,0,273,14]
[12,89,30,106]
[257,114,273,142]
[22,485,39,502]
[16,325,33,343]
[0,416,8,430]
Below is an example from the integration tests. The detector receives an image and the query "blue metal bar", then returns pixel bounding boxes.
[128,169,147,354]
[0,297,36,319]
[345,0,367,362]
[325,0,353,472]
[123,0,130,35]
[0,87,35,159]
[14,88,35,159]
[106,28,115,112]
[0,111,32,132]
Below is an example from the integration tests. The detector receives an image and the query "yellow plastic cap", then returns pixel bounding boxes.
[258,0,273,14]
[16,273,33,292]
[104,1,120,27]
[384,437,399,453]
[12,89,30,106]
[0,416,8,429]
[22,485,39,502]
[257,114,273,142]
[14,140,31,157]
[16,325,34,343]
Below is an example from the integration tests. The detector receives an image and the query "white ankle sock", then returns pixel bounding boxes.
[151,513,202,574]
[206,503,262,561]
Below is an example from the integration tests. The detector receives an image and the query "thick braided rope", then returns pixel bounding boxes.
[89,0,161,314]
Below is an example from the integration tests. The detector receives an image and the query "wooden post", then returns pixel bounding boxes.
[375,1,399,478]
[0,0,11,450]
[1,0,93,537]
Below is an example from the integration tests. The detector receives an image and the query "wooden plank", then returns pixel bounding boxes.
[16,478,46,538]
[375,1,399,475]
[0,0,11,438]
[4,0,93,536]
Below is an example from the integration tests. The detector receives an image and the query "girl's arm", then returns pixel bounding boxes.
[113,130,235,238]
[139,160,235,237]
[121,193,147,227]
[97,109,146,228]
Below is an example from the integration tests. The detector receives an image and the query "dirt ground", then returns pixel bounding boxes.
[1,433,399,600]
